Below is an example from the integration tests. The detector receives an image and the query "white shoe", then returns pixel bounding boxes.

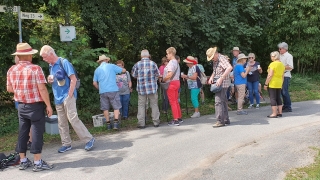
[248,104,253,109]
[256,104,260,109]
[191,112,200,118]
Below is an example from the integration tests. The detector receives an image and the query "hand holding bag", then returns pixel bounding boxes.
[210,61,222,93]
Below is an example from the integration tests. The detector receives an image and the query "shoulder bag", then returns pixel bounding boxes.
[210,60,222,93]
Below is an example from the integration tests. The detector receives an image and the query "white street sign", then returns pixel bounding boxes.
[60,26,76,42]
[0,5,18,12]
[21,12,44,20]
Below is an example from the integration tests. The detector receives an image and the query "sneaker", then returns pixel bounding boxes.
[225,121,230,125]
[190,112,200,118]
[19,158,32,170]
[27,141,32,150]
[178,118,183,123]
[85,138,95,151]
[32,160,53,172]
[58,145,72,153]
[113,121,120,130]
[106,122,112,130]
[256,104,260,109]
[282,108,292,112]
[168,120,179,126]
[237,110,248,115]
[212,122,225,128]
[248,104,253,109]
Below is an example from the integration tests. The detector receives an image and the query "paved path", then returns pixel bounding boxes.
[1,100,320,180]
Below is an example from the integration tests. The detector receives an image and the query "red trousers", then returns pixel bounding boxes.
[167,80,182,120]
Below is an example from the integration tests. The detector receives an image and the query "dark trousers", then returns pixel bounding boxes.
[215,87,229,124]
[161,88,169,112]
[268,88,282,106]
[281,77,292,110]
[17,102,45,154]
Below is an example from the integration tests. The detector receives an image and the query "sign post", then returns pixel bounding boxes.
[60,26,76,42]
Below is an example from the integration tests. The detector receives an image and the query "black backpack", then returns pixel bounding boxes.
[0,152,20,170]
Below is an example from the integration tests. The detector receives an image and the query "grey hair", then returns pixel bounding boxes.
[40,45,56,56]
[278,42,288,50]
[270,51,280,60]
[141,49,150,58]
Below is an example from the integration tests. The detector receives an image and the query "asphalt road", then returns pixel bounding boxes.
[1,100,320,180]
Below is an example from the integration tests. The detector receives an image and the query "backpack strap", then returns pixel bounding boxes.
[59,58,79,79]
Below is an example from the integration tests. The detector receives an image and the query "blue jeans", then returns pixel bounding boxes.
[247,81,260,105]
[120,94,130,118]
[281,77,292,110]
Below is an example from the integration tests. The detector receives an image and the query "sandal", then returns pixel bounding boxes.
[267,115,278,118]
[277,114,282,117]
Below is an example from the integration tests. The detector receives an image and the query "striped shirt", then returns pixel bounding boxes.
[7,61,47,103]
[131,58,160,95]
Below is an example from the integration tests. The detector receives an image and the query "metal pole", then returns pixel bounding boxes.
[18,6,22,42]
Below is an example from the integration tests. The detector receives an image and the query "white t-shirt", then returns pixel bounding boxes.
[280,52,293,78]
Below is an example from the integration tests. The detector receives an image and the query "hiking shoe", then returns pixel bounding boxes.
[27,141,32,150]
[168,120,179,126]
[85,138,95,151]
[106,122,112,130]
[190,112,200,118]
[212,122,225,128]
[248,104,253,109]
[178,118,183,123]
[113,121,120,130]
[32,160,53,172]
[237,110,248,115]
[58,145,72,153]
[256,104,260,109]
[19,158,32,170]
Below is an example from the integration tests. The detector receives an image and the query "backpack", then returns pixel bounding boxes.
[59,58,81,90]
[197,69,208,85]
[0,152,20,170]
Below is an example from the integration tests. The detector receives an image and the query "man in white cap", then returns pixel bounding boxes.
[278,42,293,112]
[7,43,53,171]
[207,47,233,127]
[93,55,126,130]
[40,45,95,153]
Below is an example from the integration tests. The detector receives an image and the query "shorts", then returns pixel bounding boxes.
[100,91,122,111]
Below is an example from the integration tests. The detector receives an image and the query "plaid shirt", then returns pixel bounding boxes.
[7,61,47,103]
[212,54,232,88]
[131,58,160,95]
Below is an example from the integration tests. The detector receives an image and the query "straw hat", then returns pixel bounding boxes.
[96,55,110,63]
[206,47,217,61]
[231,47,241,53]
[183,56,197,65]
[236,53,248,62]
[11,43,38,55]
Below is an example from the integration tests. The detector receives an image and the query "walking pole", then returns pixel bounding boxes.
[184,78,189,115]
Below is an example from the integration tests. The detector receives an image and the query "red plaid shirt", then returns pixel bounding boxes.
[7,61,47,103]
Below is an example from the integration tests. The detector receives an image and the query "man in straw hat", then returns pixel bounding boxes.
[93,55,126,130]
[231,47,241,67]
[7,43,53,171]
[207,47,233,127]
[40,45,95,153]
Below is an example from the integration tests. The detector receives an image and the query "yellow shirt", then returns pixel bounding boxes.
[268,61,285,88]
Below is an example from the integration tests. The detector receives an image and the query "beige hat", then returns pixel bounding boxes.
[96,55,110,63]
[206,47,217,61]
[11,43,38,55]
[248,53,255,58]
[236,53,248,62]
[232,47,240,51]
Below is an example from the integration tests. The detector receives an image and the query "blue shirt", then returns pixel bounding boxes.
[131,58,160,95]
[93,62,123,94]
[232,57,237,67]
[234,64,247,85]
[49,58,77,105]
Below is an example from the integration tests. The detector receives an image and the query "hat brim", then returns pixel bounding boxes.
[11,49,38,55]
[183,59,193,64]
[230,50,241,53]
[96,59,108,63]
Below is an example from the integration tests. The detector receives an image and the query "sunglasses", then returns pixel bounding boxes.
[249,57,254,59]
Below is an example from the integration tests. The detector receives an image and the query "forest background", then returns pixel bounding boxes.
[1,0,320,135]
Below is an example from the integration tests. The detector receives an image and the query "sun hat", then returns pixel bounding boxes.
[231,47,241,53]
[11,43,38,55]
[206,47,217,61]
[96,55,110,63]
[55,69,66,86]
[183,56,197,65]
[248,53,255,58]
[236,53,248,62]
